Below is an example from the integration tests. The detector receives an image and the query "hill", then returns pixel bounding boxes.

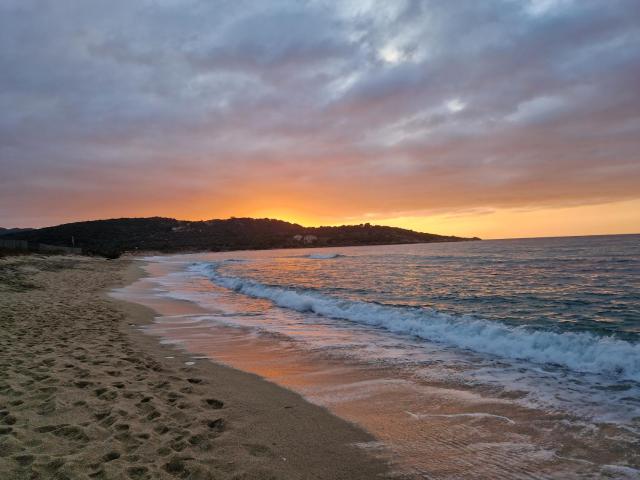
[0,227,33,236]
[5,217,479,257]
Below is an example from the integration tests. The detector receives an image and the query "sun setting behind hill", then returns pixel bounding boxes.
[1,1,639,238]
[1,1,639,479]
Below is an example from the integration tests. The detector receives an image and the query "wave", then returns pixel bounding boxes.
[282,253,345,259]
[306,253,345,259]
[193,263,640,381]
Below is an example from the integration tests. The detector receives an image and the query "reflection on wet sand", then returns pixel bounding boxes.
[113,258,639,479]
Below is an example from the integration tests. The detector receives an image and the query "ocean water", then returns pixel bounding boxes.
[120,235,640,477]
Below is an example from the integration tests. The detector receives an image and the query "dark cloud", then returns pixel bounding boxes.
[1,0,639,226]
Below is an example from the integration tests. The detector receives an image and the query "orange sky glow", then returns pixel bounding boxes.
[1,1,639,239]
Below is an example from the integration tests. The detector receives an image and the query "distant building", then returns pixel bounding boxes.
[292,234,317,244]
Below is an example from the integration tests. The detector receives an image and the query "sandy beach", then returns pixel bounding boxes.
[0,255,392,480]
[114,249,640,479]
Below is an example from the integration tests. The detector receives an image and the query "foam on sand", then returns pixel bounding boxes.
[406,411,516,424]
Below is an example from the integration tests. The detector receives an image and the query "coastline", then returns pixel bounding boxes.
[0,255,392,479]
[118,249,640,479]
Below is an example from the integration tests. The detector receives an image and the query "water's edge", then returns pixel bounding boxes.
[112,256,640,478]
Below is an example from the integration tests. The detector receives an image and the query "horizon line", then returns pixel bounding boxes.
[3,215,638,242]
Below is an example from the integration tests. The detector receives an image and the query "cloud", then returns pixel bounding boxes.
[1,0,639,227]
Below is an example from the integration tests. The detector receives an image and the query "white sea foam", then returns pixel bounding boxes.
[600,464,640,479]
[195,262,640,381]
[306,253,344,259]
[406,411,516,424]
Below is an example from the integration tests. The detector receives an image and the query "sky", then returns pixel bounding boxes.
[1,0,639,239]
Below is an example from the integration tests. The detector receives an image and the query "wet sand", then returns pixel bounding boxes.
[0,255,392,479]
[117,258,640,479]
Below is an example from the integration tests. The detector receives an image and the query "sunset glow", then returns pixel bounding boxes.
[1,1,639,238]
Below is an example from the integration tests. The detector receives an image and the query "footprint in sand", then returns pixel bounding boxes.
[53,425,90,442]
[188,433,210,450]
[206,418,225,432]
[146,410,161,421]
[103,451,120,462]
[154,424,170,435]
[1,413,16,425]
[35,425,61,433]
[203,398,224,409]
[170,440,187,452]
[163,457,189,475]
[126,465,149,479]
[13,454,34,466]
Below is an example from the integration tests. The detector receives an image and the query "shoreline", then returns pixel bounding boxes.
[113,260,397,478]
[0,255,393,479]
[121,251,640,478]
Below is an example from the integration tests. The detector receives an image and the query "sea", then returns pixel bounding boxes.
[114,234,640,479]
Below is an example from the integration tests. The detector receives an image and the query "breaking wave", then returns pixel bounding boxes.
[306,253,345,259]
[194,262,640,381]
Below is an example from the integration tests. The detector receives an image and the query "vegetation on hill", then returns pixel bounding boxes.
[5,217,479,258]
[0,227,33,236]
